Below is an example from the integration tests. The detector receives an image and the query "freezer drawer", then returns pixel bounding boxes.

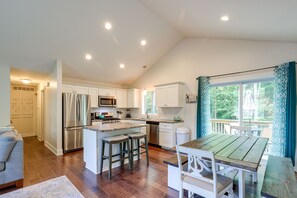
[63,127,83,153]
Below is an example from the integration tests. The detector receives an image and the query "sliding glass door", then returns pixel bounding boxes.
[210,80,274,141]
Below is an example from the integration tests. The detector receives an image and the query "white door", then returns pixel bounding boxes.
[10,85,37,137]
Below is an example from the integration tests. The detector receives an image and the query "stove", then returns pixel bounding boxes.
[101,117,121,124]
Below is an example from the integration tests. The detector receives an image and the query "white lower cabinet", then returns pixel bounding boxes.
[159,122,183,148]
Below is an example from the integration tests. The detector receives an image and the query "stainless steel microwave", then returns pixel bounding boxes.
[98,96,117,107]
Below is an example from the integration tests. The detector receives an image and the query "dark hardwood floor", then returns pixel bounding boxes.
[0,136,178,197]
[1,136,296,197]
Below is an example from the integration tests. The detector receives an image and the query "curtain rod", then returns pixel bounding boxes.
[196,65,278,80]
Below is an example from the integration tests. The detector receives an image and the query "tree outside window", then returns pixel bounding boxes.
[142,90,157,114]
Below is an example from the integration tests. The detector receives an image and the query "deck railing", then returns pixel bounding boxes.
[210,119,272,135]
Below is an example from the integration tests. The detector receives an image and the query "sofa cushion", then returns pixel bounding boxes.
[0,141,16,163]
[0,162,4,172]
[0,135,15,141]
[0,127,14,135]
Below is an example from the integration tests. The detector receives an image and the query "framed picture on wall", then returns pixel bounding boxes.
[186,94,197,103]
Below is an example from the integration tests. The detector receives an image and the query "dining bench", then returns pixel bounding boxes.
[261,155,297,198]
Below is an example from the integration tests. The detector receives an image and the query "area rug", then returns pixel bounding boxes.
[0,176,84,198]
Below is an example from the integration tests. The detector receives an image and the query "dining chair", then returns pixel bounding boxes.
[176,145,233,198]
[230,125,252,136]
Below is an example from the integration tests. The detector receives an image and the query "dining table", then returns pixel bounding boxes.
[179,133,268,198]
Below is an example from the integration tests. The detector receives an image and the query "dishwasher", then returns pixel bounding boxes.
[146,121,159,145]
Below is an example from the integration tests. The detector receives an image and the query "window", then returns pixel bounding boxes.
[142,90,157,114]
[210,80,274,137]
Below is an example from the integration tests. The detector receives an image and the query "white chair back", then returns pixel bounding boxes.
[230,125,251,136]
[176,145,218,196]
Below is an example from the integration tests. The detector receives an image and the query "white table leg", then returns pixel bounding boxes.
[252,171,258,183]
[238,169,245,198]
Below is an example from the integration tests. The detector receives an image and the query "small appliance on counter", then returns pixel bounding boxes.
[91,113,96,120]
[116,110,123,119]
[126,109,131,118]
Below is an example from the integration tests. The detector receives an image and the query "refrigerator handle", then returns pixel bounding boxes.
[65,126,83,130]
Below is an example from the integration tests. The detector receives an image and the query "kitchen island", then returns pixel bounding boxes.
[83,122,147,174]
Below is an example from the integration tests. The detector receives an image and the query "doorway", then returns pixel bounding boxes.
[10,84,37,137]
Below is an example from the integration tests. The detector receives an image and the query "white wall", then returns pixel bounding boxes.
[43,60,63,155]
[132,38,297,141]
[0,65,10,126]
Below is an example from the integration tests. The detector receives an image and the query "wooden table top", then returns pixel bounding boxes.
[179,133,268,172]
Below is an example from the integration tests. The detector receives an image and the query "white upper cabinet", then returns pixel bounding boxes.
[62,84,89,95]
[99,88,116,97]
[62,84,74,93]
[155,82,185,107]
[88,87,99,108]
[116,89,128,108]
[127,89,140,108]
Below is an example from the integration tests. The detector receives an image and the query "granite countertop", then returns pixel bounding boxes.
[123,118,184,123]
[84,122,146,132]
[91,118,183,123]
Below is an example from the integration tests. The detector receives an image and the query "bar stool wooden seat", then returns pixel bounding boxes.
[100,135,131,179]
[125,132,149,169]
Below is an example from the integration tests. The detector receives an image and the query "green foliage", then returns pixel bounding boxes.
[210,85,239,119]
[144,91,157,114]
[210,81,274,122]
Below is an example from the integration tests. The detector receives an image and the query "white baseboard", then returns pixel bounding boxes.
[44,141,63,156]
[21,133,36,137]
[37,135,42,141]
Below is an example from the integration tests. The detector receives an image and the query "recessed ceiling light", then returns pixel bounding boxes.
[120,64,125,69]
[85,54,92,60]
[105,22,112,30]
[221,15,229,22]
[140,40,147,46]
[21,79,31,84]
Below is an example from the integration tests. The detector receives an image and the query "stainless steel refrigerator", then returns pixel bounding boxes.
[62,93,91,153]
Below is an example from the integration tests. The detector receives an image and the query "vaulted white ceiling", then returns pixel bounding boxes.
[2,0,297,86]
[0,0,182,85]
[139,0,297,42]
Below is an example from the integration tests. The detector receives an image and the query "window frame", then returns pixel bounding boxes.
[142,88,157,115]
[210,78,274,126]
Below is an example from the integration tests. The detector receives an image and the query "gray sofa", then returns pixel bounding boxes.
[0,130,24,188]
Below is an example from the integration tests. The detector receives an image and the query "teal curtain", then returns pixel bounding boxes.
[197,76,210,138]
[272,61,296,165]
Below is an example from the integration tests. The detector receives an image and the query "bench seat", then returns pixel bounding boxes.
[261,155,297,198]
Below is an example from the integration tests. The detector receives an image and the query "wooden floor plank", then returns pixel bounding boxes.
[243,138,268,164]
[3,136,293,198]
[228,136,258,161]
